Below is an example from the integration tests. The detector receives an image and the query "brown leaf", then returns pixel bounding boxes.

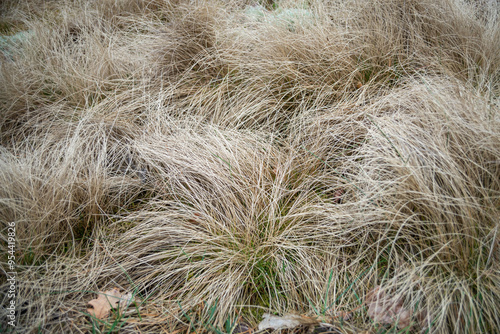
[87,288,134,319]
[365,286,411,329]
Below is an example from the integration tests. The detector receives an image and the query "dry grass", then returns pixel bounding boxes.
[1,0,499,333]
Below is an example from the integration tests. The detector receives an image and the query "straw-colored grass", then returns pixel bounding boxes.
[1,0,499,333]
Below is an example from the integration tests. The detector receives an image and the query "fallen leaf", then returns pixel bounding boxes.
[258,313,318,331]
[365,286,410,329]
[87,288,135,319]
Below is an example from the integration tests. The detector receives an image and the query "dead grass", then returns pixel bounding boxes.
[0,0,499,333]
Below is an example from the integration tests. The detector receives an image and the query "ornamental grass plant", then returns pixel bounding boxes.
[0,0,499,333]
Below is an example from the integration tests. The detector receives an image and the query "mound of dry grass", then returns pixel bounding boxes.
[1,0,499,333]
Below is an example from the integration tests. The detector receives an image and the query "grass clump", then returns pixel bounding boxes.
[0,0,499,333]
